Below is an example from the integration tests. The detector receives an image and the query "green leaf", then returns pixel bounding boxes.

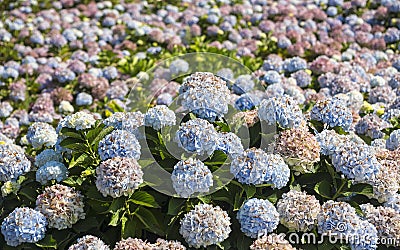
[215,121,230,132]
[129,191,160,208]
[109,209,121,226]
[86,122,105,143]
[68,153,90,168]
[168,198,185,215]
[243,185,256,199]
[36,234,57,249]
[73,217,98,232]
[314,180,332,199]
[134,207,164,235]
[342,183,373,197]
[59,137,85,147]
[90,125,114,147]
[61,131,84,140]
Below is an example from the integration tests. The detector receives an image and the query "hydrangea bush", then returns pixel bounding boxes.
[0,0,400,249]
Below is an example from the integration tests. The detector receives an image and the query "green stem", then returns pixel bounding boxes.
[332,180,346,200]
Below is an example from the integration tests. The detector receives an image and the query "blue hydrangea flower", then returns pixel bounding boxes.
[384,193,400,214]
[75,92,93,106]
[54,68,76,83]
[36,161,68,185]
[263,70,282,84]
[27,122,58,149]
[258,95,304,129]
[349,220,378,250]
[156,93,173,106]
[232,74,255,95]
[230,148,290,188]
[1,207,47,246]
[96,157,143,198]
[68,235,110,250]
[386,129,400,151]
[315,130,344,156]
[35,149,63,167]
[144,105,176,130]
[171,158,213,198]
[102,66,118,80]
[292,70,312,87]
[234,93,260,111]
[103,111,144,135]
[282,57,307,73]
[0,101,13,118]
[169,59,189,75]
[57,111,97,131]
[175,118,218,155]
[180,204,231,248]
[355,114,391,139]
[0,143,31,182]
[217,132,244,157]
[237,198,279,238]
[310,97,353,131]
[331,142,381,182]
[277,36,292,49]
[179,72,231,121]
[98,130,141,161]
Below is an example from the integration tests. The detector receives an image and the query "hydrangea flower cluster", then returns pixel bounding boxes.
[103,112,144,135]
[276,190,321,232]
[68,235,110,250]
[216,132,244,157]
[35,149,63,167]
[144,105,176,130]
[154,238,187,250]
[98,130,141,161]
[318,201,378,250]
[0,143,31,182]
[258,95,304,129]
[179,72,230,121]
[96,157,143,198]
[250,233,296,250]
[274,127,321,174]
[310,97,353,131]
[36,161,68,185]
[237,198,279,238]
[1,207,47,246]
[57,111,96,131]
[230,148,290,189]
[355,114,391,139]
[113,237,153,250]
[171,158,213,198]
[175,118,218,155]
[27,122,58,149]
[180,204,231,248]
[386,129,400,151]
[36,184,85,230]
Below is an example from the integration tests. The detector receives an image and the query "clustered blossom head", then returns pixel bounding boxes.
[171,158,213,198]
[355,114,391,139]
[179,72,231,121]
[103,111,144,135]
[310,97,353,132]
[331,141,381,182]
[35,184,85,230]
[216,132,244,158]
[35,149,63,167]
[154,238,187,250]
[277,190,321,232]
[0,143,31,182]
[258,95,304,129]
[57,111,96,131]
[175,118,218,155]
[144,105,176,130]
[36,160,68,185]
[27,122,58,149]
[274,127,321,174]
[96,157,143,198]
[180,204,231,248]
[360,204,400,245]
[384,194,400,214]
[250,233,296,250]
[68,235,110,250]
[1,207,47,246]
[318,201,378,250]
[98,130,141,161]
[237,198,279,238]
[386,129,400,151]
[230,147,290,189]
[113,237,153,250]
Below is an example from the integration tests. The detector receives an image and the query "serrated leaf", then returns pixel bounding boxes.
[129,191,160,208]
[69,153,90,168]
[90,125,114,148]
[86,123,105,143]
[314,180,332,199]
[168,198,185,215]
[134,207,163,235]
[59,137,85,146]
